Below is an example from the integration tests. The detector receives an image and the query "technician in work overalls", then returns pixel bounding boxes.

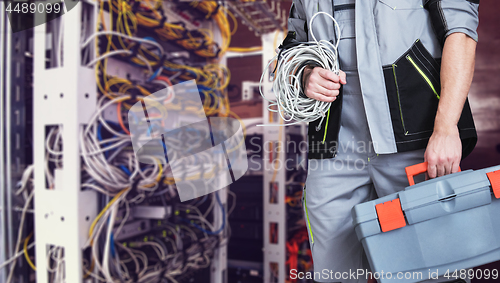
[286,0,479,282]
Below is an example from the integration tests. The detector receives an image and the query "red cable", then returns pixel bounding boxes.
[117,102,131,135]
[155,76,173,86]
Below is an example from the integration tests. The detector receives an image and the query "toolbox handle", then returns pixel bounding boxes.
[405,162,461,186]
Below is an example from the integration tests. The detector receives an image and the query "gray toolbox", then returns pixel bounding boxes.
[352,162,500,282]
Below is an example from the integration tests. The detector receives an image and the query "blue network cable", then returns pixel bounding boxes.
[98,121,130,175]
[119,165,131,176]
[110,232,116,258]
[148,66,164,82]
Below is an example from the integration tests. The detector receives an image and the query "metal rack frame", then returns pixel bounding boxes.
[261,31,308,283]
[2,7,35,283]
[261,31,286,283]
[1,6,11,282]
[227,1,287,36]
[33,1,99,282]
[31,1,228,282]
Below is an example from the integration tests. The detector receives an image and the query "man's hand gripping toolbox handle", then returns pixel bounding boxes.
[406,162,500,198]
[375,163,500,234]
[405,162,461,186]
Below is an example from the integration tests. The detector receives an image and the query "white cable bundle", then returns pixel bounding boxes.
[260,12,341,126]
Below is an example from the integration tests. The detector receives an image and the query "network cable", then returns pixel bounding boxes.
[260,12,341,127]
[25,1,240,281]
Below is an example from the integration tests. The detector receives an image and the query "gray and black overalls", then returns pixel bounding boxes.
[286,0,480,282]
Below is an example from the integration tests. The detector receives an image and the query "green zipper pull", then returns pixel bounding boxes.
[406,55,440,99]
[392,64,407,134]
[322,108,331,144]
[303,190,314,244]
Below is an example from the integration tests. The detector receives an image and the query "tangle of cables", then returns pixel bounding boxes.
[86,0,231,82]
[130,0,226,58]
[76,94,239,283]
[187,1,236,55]
[73,0,239,282]
[77,89,241,282]
[260,12,341,126]
[1,1,242,282]
[82,0,233,118]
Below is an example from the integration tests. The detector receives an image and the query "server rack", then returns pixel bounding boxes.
[261,31,310,283]
[1,7,35,283]
[4,1,233,282]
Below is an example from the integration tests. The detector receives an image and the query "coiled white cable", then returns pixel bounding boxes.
[260,12,341,127]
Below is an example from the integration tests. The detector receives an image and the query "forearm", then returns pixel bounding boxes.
[424,33,477,176]
[434,33,477,134]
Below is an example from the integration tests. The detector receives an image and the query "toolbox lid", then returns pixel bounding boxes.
[400,170,492,225]
[352,165,500,241]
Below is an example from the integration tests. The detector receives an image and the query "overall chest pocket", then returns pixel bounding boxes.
[379,0,423,10]
[334,6,356,70]
[383,39,441,138]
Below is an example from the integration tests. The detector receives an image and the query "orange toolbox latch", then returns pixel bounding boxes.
[487,170,500,199]
[375,198,407,232]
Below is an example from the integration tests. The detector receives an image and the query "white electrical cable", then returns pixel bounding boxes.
[114,198,130,237]
[54,247,65,283]
[15,164,34,195]
[260,12,341,126]
[81,30,164,55]
[102,205,118,282]
[58,16,64,67]
[53,9,227,282]
[0,242,35,270]
[6,190,34,283]
[136,54,153,75]
[86,50,133,67]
